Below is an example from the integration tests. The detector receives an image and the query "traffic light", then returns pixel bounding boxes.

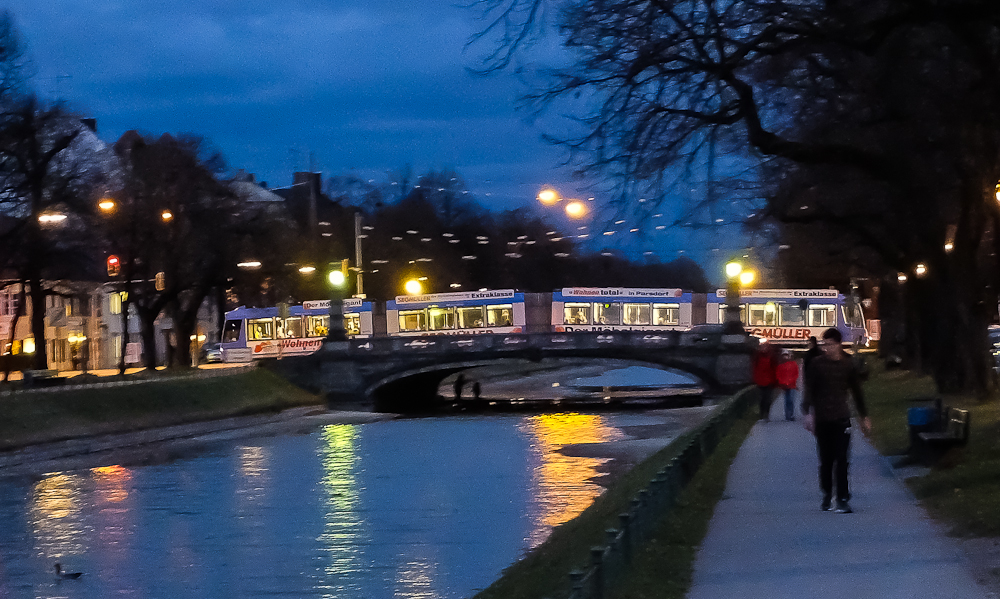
[107,255,120,277]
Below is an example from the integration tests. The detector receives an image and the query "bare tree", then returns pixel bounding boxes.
[474,0,1000,393]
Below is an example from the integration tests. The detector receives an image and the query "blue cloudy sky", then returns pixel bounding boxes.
[5,0,753,282]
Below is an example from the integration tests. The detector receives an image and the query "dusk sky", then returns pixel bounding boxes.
[5,0,753,282]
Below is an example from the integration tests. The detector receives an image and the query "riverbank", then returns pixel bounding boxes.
[863,363,1000,592]
[0,368,329,455]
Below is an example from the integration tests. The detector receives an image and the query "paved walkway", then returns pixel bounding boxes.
[687,403,995,599]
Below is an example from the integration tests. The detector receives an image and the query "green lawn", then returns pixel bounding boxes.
[0,368,322,451]
[864,364,1000,537]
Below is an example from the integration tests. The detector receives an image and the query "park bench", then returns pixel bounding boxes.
[21,369,67,388]
[915,407,970,465]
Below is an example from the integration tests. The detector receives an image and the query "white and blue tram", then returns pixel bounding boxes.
[220,298,374,362]
[705,288,868,345]
[550,287,695,332]
[386,289,526,335]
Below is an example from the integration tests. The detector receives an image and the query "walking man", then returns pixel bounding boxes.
[802,328,871,514]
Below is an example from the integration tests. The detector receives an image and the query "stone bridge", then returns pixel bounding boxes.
[263,326,756,411]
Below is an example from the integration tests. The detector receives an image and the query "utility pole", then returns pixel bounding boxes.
[354,211,364,297]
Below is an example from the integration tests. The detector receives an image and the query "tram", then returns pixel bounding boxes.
[550,287,695,332]
[385,289,526,335]
[220,298,374,362]
[705,289,868,345]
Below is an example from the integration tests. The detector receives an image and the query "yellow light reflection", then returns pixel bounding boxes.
[30,472,87,558]
[91,464,135,558]
[236,445,270,508]
[519,413,624,548]
[316,425,363,599]
[395,555,441,599]
[92,464,131,503]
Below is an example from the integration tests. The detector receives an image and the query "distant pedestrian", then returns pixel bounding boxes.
[472,381,481,401]
[775,349,799,421]
[454,373,466,401]
[802,327,871,514]
[752,340,777,421]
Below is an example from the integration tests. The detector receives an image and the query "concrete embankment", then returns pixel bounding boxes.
[0,406,394,479]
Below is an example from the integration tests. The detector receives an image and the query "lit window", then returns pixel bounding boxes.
[247,318,274,340]
[564,303,590,325]
[653,303,680,325]
[399,310,426,332]
[486,304,513,327]
[623,303,651,325]
[593,302,621,325]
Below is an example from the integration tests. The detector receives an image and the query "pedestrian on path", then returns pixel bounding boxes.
[802,327,871,514]
[752,340,777,421]
[454,373,466,401]
[775,349,799,421]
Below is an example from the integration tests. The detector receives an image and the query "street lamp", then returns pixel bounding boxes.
[565,200,588,219]
[327,268,348,342]
[404,279,423,295]
[98,198,116,212]
[537,188,561,206]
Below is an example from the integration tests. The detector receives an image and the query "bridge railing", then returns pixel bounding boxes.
[542,385,753,599]
[341,326,741,356]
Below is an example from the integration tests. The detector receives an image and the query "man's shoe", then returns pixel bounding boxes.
[835,501,853,514]
[821,497,832,511]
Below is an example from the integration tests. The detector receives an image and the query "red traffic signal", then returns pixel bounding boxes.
[107,255,121,277]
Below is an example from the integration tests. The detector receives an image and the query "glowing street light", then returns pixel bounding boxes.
[237,261,261,269]
[161,210,173,221]
[404,279,423,295]
[98,198,116,212]
[565,200,588,219]
[915,263,927,277]
[328,269,346,287]
[537,188,560,206]
[38,212,67,224]
[739,270,756,286]
[299,265,317,274]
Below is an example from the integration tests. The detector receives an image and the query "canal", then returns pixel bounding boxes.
[0,365,711,598]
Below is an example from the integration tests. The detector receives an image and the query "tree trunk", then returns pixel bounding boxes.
[27,276,47,370]
[138,306,159,371]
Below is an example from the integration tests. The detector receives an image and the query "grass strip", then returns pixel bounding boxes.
[863,363,1000,537]
[608,411,756,599]
[473,388,754,599]
[0,368,322,451]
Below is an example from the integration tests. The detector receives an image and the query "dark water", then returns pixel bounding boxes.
[0,414,626,599]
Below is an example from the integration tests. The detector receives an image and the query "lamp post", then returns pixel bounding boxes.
[327,269,348,342]
[724,261,754,334]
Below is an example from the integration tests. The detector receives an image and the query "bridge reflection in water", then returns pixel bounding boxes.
[5,413,675,598]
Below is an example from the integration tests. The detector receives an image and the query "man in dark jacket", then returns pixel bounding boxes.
[802,328,872,514]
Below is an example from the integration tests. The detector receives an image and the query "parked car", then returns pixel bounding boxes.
[199,342,223,364]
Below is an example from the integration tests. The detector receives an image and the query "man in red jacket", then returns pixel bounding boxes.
[752,341,777,421]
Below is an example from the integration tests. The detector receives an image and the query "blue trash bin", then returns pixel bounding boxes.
[907,407,937,453]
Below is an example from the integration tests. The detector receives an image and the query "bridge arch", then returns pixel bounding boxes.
[365,353,723,412]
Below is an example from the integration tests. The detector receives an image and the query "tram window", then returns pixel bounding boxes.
[487,304,514,327]
[428,307,456,330]
[779,304,806,326]
[564,303,590,325]
[748,303,777,326]
[222,320,242,343]
[307,315,329,337]
[345,314,361,336]
[593,302,621,325]
[277,317,302,338]
[809,304,836,327]
[399,310,427,332]
[653,303,680,325]
[457,306,485,328]
[623,303,651,325]
[842,303,864,327]
[718,305,748,324]
[247,318,274,340]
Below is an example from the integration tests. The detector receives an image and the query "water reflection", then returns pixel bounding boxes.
[0,414,642,599]
[316,425,364,598]
[30,472,87,559]
[520,413,624,548]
